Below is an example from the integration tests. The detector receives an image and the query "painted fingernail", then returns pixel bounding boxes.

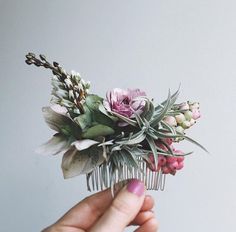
[127,179,145,197]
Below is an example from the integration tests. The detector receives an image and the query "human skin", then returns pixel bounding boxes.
[42,179,158,232]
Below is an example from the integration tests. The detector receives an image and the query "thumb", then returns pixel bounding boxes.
[89,179,145,232]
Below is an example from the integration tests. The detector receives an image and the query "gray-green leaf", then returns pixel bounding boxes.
[82,124,115,139]
[62,145,105,178]
[36,133,73,155]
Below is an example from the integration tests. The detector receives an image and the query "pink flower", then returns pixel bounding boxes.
[103,88,146,118]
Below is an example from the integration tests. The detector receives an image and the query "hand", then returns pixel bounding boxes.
[43,179,158,232]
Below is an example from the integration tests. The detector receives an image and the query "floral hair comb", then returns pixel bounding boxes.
[25,53,207,192]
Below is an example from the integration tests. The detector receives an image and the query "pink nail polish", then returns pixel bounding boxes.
[127,179,144,197]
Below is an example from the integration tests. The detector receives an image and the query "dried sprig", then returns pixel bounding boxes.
[25,53,90,115]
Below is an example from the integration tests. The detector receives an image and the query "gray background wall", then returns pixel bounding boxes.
[1,0,235,231]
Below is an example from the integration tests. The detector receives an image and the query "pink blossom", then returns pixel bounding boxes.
[103,88,146,118]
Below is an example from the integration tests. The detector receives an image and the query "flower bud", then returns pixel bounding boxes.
[167,156,177,163]
[169,169,177,175]
[176,126,185,134]
[65,78,73,88]
[162,138,173,146]
[190,102,200,110]
[176,162,184,170]
[190,118,196,126]
[182,120,191,129]
[184,110,193,121]
[163,116,177,126]
[168,161,179,170]
[175,113,185,124]
[147,154,158,171]
[162,166,171,174]
[179,102,190,110]
[177,156,184,162]
[192,109,201,120]
[158,155,167,166]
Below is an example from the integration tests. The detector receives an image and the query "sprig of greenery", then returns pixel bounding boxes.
[25,52,90,115]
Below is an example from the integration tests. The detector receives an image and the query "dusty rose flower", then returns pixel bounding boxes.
[103,88,146,118]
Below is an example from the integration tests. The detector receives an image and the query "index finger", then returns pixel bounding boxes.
[54,188,153,230]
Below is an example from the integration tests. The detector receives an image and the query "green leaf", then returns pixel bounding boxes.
[146,135,158,167]
[151,90,171,128]
[153,129,208,153]
[92,110,115,127]
[116,130,146,145]
[82,124,115,139]
[62,144,105,178]
[184,135,209,153]
[110,111,137,127]
[140,98,155,121]
[125,146,148,157]
[74,105,92,131]
[42,106,82,138]
[148,150,193,157]
[36,133,74,155]
[134,112,145,128]
[119,149,140,172]
[85,94,103,111]
[155,86,180,111]
[98,103,118,122]
[160,120,176,135]
[74,113,92,131]
[72,139,99,150]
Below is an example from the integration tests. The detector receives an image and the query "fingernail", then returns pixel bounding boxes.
[127,179,145,197]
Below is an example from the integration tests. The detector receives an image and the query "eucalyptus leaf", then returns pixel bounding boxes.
[92,110,114,127]
[62,144,105,178]
[42,106,82,138]
[82,124,115,139]
[74,113,92,131]
[74,104,92,130]
[98,103,118,122]
[85,94,103,111]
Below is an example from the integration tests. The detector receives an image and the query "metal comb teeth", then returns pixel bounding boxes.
[86,161,166,192]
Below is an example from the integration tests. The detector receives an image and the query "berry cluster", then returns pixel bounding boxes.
[148,141,185,175]
[163,102,201,140]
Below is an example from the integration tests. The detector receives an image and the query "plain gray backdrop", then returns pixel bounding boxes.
[1,0,235,231]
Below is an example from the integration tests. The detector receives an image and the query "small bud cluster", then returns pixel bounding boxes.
[25,53,90,115]
[163,101,201,141]
[51,71,90,114]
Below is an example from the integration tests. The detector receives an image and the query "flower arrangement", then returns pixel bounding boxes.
[25,53,206,191]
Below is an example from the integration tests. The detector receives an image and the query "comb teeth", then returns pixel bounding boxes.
[86,161,166,192]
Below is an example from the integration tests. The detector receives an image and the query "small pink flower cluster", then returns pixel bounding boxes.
[148,140,185,175]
